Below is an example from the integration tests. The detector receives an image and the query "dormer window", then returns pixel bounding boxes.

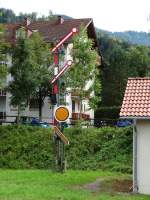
[16,27,26,39]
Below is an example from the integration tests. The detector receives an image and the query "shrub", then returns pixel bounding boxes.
[0,125,132,173]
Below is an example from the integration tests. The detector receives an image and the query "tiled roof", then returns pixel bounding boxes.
[5,18,94,44]
[120,78,150,118]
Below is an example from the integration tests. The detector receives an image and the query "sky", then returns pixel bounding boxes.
[0,0,150,32]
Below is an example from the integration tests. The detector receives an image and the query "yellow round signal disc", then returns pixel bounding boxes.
[55,106,69,122]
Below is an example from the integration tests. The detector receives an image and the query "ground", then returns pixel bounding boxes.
[0,169,150,200]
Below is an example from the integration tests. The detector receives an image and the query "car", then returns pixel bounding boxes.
[20,117,51,128]
[116,119,132,127]
[30,118,51,128]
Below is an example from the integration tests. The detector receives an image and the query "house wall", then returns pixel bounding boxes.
[136,119,150,194]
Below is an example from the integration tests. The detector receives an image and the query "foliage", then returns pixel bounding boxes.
[8,32,52,120]
[95,106,120,120]
[98,29,150,46]
[97,33,150,110]
[0,8,59,23]
[65,127,132,173]
[65,28,101,110]
[0,125,53,169]
[0,125,132,173]
[0,24,9,88]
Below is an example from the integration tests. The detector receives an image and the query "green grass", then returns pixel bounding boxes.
[0,169,149,200]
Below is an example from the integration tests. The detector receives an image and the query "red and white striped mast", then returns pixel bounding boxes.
[50,27,78,125]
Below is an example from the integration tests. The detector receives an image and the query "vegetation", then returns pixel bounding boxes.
[96,33,150,119]
[8,32,52,121]
[0,24,8,88]
[65,28,101,111]
[98,29,150,46]
[0,125,132,172]
[0,169,150,200]
[0,8,57,23]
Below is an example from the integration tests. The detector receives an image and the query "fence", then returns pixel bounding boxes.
[0,115,119,127]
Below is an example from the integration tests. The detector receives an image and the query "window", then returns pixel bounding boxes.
[72,100,75,112]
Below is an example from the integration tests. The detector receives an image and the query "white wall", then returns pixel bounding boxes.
[137,120,150,194]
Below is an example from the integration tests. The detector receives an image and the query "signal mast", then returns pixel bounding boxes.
[50,27,78,171]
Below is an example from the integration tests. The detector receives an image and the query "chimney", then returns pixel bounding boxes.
[57,15,64,24]
[24,17,31,26]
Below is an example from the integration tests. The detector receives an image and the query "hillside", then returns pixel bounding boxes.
[98,29,150,46]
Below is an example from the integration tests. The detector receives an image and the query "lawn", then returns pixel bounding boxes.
[0,169,149,200]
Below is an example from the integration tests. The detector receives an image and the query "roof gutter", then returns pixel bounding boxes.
[133,119,138,193]
[120,116,150,120]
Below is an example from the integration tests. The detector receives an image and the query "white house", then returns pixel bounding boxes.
[0,16,100,124]
[120,77,150,194]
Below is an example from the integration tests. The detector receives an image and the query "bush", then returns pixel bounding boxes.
[65,126,132,173]
[0,125,53,169]
[0,125,132,173]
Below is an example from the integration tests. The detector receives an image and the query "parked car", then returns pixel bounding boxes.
[31,118,51,128]
[116,119,132,127]
[20,117,51,128]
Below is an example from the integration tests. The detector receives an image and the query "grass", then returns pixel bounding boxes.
[0,169,150,200]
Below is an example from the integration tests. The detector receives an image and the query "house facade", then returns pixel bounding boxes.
[0,16,100,124]
[120,77,150,194]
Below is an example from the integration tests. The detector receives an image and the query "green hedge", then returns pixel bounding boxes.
[0,125,132,173]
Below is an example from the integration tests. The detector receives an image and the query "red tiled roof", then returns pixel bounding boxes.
[120,78,150,118]
[5,18,95,44]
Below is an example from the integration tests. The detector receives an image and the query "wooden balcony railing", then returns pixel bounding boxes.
[72,112,90,120]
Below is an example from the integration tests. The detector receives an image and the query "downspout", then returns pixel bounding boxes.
[133,119,138,193]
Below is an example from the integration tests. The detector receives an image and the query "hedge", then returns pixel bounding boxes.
[0,125,133,173]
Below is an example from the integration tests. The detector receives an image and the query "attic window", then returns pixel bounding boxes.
[16,27,26,39]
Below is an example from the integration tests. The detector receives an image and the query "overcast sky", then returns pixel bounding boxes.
[1,0,150,32]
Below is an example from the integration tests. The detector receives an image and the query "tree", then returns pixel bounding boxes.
[8,32,52,122]
[29,33,52,120]
[64,28,101,115]
[0,24,9,88]
[128,45,150,77]
[0,8,16,23]
[96,32,150,120]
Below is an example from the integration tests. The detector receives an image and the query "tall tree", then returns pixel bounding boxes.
[64,28,101,114]
[8,32,52,121]
[30,32,52,120]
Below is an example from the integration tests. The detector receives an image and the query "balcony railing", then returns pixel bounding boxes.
[72,112,90,120]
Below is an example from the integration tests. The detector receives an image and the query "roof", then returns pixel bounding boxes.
[120,78,150,119]
[4,17,98,47]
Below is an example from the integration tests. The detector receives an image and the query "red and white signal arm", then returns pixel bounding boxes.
[54,106,70,122]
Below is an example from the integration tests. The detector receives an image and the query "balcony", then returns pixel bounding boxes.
[72,112,90,120]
